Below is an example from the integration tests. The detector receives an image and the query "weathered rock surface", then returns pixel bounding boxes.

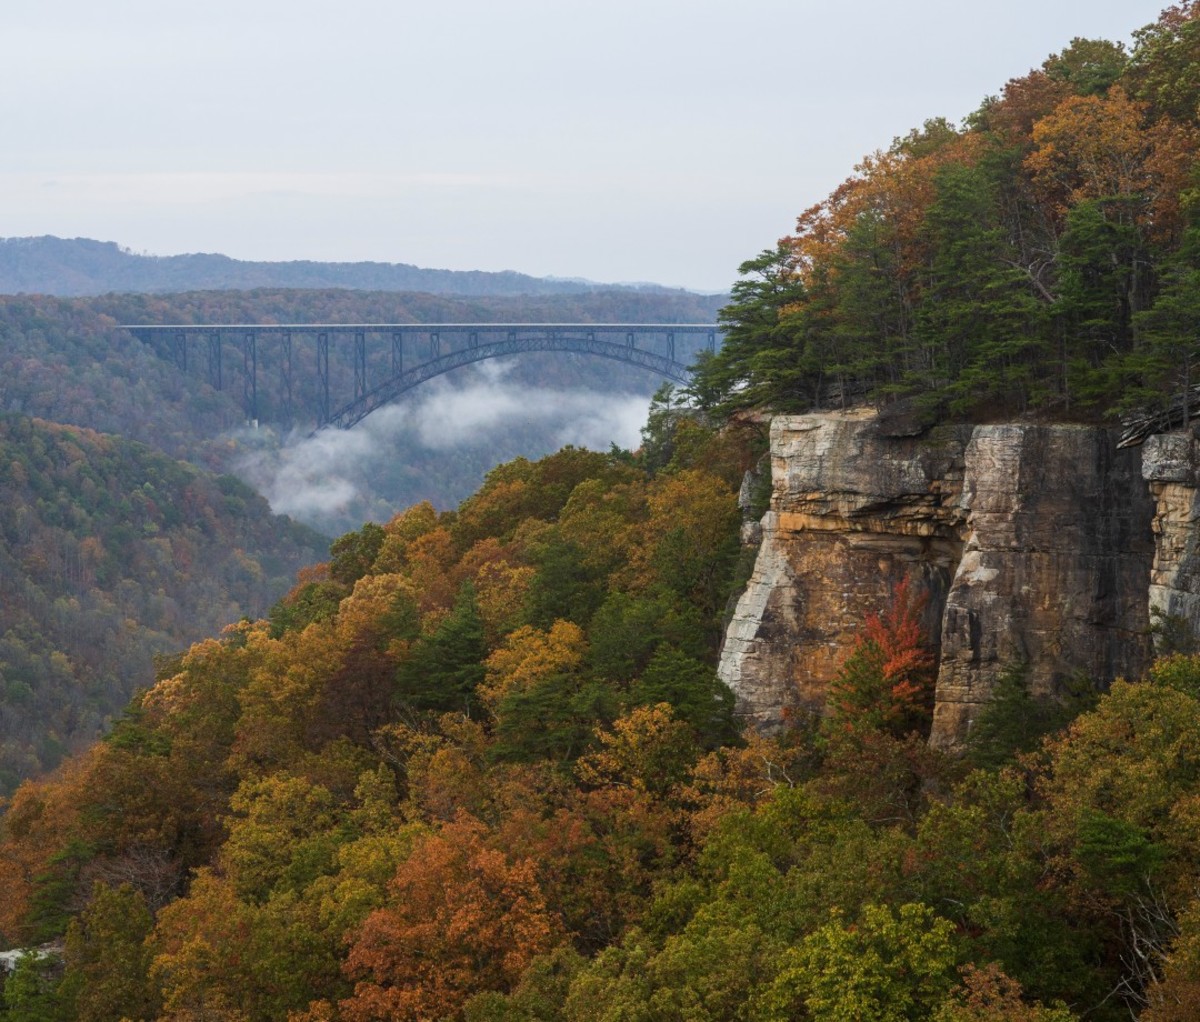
[719,411,1159,748]
[718,411,971,731]
[933,425,1154,746]
[1143,431,1200,635]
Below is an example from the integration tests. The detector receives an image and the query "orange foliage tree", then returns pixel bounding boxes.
[341,813,560,1022]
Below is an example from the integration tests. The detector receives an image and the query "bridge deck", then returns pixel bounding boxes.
[121,322,719,331]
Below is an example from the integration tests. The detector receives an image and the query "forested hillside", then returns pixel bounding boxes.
[696,3,1200,429]
[4,407,1200,1020]
[0,237,717,299]
[1,287,723,461]
[0,229,725,790]
[0,415,328,794]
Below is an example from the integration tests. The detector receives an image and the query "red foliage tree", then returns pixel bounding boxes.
[826,577,936,739]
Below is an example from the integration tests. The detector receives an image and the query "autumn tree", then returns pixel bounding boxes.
[826,577,935,739]
[758,902,960,1022]
[1031,676,1200,1012]
[576,703,696,798]
[932,964,1077,1022]
[342,813,560,1022]
[59,883,159,1022]
[480,621,587,713]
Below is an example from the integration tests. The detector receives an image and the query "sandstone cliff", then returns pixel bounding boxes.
[718,411,1169,749]
[1143,432,1200,636]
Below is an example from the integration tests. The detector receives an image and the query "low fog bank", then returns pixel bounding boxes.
[232,361,653,537]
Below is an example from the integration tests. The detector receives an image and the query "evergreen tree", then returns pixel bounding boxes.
[692,244,811,415]
[396,582,487,714]
[1126,217,1200,425]
[914,160,1045,414]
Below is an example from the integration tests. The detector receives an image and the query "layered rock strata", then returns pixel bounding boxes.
[719,411,1158,748]
[718,411,971,732]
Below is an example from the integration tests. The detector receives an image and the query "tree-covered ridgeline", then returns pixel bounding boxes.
[0,410,757,1018]
[693,4,1200,427]
[0,286,726,535]
[0,286,725,468]
[0,236,723,299]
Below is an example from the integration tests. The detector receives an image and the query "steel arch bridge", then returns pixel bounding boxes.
[121,322,719,431]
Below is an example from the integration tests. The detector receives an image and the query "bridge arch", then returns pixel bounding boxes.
[121,322,715,429]
[321,334,694,430]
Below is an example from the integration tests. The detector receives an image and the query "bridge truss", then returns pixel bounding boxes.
[122,323,718,431]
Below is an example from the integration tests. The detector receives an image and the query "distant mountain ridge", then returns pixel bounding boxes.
[0,236,714,298]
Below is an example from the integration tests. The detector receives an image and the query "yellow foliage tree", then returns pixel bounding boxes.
[479,621,587,712]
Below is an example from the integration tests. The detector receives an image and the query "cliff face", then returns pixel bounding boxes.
[718,411,971,732]
[1143,432,1200,634]
[933,424,1155,745]
[719,411,1160,748]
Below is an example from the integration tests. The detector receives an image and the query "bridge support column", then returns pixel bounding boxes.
[355,330,367,401]
[317,332,330,426]
[208,332,222,391]
[123,322,718,431]
[243,331,258,424]
[281,330,293,427]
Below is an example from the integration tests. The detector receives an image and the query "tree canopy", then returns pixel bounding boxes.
[693,6,1200,427]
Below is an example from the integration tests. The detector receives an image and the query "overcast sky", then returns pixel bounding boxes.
[0,0,1170,293]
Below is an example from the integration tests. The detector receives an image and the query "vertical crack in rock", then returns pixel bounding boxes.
[718,411,971,732]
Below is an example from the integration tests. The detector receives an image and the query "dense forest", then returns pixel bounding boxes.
[0,237,720,299]
[0,415,328,794]
[694,3,1200,431]
[3,408,1200,1020]
[0,230,726,794]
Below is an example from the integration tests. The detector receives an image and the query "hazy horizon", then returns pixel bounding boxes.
[0,233,728,294]
[2,0,1171,293]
